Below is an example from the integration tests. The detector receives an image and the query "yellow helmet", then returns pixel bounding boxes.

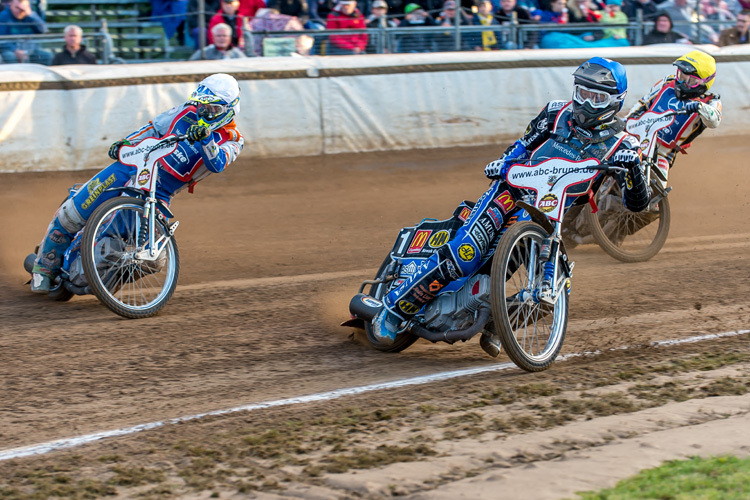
[673,50,716,99]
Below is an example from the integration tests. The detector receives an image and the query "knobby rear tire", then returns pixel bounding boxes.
[81,197,180,319]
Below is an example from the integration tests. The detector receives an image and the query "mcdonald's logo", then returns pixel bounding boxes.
[407,230,432,254]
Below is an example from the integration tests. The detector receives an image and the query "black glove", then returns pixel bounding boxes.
[187,124,210,143]
[612,149,640,173]
[108,139,129,161]
[684,101,701,114]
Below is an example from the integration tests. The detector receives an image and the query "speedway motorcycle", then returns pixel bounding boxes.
[583,109,687,262]
[344,157,626,372]
[24,134,185,319]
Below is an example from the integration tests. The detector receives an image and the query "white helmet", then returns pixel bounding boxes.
[188,73,241,130]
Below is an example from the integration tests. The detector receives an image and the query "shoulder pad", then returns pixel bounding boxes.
[547,100,567,112]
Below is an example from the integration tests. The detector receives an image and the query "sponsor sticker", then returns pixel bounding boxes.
[538,193,559,213]
[458,206,472,222]
[401,261,417,275]
[137,169,150,186]
[81,174,117,210]
[494,190,516,214]
[470,226,489,254]
[487,207,503,229]
[429,280,443,293]
[428,230,450,248]
[407,230,432,254]
[361,296,382,308]
[398,300,420,315]
[457,244,476,262]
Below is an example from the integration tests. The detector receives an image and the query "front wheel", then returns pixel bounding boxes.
[363,256,419,353]
[585,177,671,263]
[81,197,180,319]
[490,222,568,372]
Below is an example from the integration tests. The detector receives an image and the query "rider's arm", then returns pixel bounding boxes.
[696,95,721,129]
[485,101,561,180]
[197,130,244,173]
[611,135,650,212]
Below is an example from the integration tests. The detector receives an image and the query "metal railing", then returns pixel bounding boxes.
[0,26,114,63]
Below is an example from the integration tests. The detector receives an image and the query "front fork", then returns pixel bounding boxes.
[523,221,573,305]
[135,197,179,261]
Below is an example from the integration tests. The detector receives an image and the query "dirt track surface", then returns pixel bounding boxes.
[1,136,749,499]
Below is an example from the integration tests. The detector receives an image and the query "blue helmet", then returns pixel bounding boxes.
[571,57,628,129]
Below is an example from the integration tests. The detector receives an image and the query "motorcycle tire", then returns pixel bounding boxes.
[363,255,419,353]
[81,197,180,319]
[490,221,568,372]
[585,177,671,263]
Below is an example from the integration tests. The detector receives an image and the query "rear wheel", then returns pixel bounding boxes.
[585,177,670,263]
[363,256,419,353]
[82,197,179,318]
[490,222,568,372]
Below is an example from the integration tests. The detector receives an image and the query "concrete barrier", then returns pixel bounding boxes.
[1,44,748,173]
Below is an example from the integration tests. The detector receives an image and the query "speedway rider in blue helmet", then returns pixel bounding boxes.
[372,57,651,355]
[31,73,244,293]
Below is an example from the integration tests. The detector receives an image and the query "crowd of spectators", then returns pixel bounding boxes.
[0,0,747,65]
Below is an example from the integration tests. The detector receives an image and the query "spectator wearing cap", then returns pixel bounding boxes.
[719,9,750,45]
[208,0,245,48]
[326,0,368,54]
[365,0,399,51]
[434,0,469,50]
[398,3,437,51]
[51,25,97,65]
[190,22,247,58]
[642,11,690,42]
[469,0,502,50]
[600,0,629,40]
[657,0,718,42]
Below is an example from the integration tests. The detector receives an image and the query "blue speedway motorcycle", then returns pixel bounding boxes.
[345,156,626,372]
[24,135,185,319]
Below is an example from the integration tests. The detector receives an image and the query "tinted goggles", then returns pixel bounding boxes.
[195,102,230,120]
[676,68,713,89]
[572,84,621,109]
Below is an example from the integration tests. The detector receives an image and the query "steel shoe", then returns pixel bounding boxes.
[30,273,52,294]
[371,307,403,345]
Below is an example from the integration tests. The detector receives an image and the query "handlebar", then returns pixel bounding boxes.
[143,134,188,162]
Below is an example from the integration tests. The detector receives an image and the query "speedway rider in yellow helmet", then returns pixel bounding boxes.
[626,50,721,187]
[30,74,244,293]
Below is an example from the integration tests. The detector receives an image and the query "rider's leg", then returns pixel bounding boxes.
[31,163,134,293]
[373,181,514,344]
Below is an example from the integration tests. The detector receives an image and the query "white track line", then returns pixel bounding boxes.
[1,329,747,462]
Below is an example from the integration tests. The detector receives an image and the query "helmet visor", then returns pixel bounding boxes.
[676,68,711,89]
[573,84,617,109]
[196,102,230,120]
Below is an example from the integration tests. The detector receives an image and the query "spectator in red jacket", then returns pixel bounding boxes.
[208,0,245,47]
[239,0,266,18]
[326,0,368,54]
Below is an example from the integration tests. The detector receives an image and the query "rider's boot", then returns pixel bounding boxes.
[372,306,405,345]
[372,248,464,341]
[30,271,52,294]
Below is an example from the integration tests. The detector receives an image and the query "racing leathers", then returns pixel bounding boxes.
[378,100,649,335]
[627,76,721,187]
[32,103,244,279]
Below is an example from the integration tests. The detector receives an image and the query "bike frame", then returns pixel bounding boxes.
[117,135,185,261]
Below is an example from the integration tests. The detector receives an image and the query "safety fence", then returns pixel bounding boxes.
[1,45,748,173]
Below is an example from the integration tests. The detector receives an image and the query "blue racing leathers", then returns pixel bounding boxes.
[381,100,647,322]
[33,104,244,278]
[627,77,721,186]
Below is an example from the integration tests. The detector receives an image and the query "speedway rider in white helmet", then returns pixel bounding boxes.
[30,73,244,293]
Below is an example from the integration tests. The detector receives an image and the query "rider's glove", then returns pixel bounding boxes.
[612,149,641,173]
[484,159,508,181]
[108,139,130,161]
[684,101,702,114]
[485,140,529,181]
[187,123,211,143]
